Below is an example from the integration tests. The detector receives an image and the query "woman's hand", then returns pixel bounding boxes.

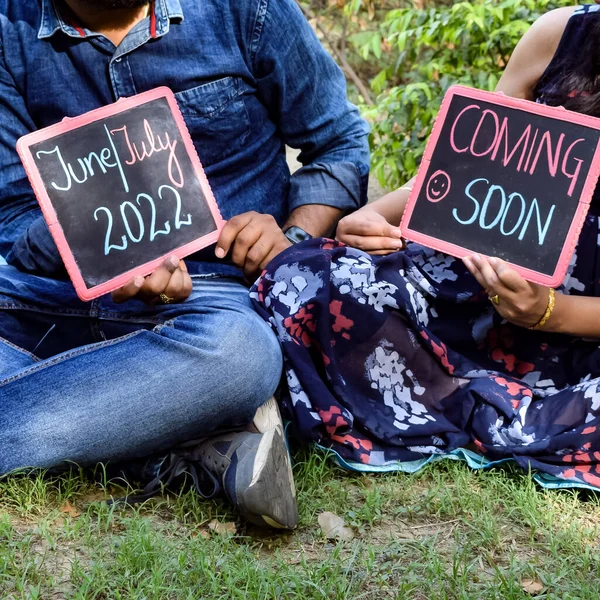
[463,254,549,328]
[336,210,404,255]
[111,255,193,305]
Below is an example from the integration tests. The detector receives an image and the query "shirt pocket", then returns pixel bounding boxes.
[174,77,251,167]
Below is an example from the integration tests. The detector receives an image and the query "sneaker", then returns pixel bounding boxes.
[105,398,297,529]
[105,449,221,505]
[249,396,284,434]
[190,428,298,529]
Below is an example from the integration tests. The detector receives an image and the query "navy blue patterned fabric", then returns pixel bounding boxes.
[250,6,600,489]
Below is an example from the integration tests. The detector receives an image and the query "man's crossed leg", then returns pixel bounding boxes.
[0,265,297,528]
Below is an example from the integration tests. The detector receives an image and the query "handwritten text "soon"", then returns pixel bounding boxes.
[453,178,555,245]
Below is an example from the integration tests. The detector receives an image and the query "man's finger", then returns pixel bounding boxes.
[111,276,145,304]
[248,239,275,275]
[139,256,179,297]
[157,268,185,304]
[215,214,254,259]
[259,239,289,272]
[231,223,263,267]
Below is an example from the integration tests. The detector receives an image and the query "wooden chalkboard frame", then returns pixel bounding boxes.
[17,87,225,301]
[400,85,600,288]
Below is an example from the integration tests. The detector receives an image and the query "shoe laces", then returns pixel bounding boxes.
[109,450,221,505]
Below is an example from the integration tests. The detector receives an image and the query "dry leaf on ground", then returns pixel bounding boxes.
[318,511,355,542]
[80,490,108,504]
[59,501,81,518]
[208,520,237,536]
[522,578,544,595]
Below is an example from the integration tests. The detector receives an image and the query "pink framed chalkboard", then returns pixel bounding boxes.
[17,87,225,301]
[400,85,600,288]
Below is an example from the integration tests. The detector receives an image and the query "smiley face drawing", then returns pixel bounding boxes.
[425,170,451,203]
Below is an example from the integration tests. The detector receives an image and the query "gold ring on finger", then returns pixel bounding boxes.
[159,293,175,305]
[489,294,500,306]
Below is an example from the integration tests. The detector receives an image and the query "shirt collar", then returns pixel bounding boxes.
[38,0,184,41]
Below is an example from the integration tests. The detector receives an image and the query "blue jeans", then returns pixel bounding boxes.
[0,266,283,474]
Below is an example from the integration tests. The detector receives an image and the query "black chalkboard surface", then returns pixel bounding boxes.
[18,88,223,300]
[401,86,600,287]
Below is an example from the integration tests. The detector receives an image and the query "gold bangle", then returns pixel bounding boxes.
[529,288,556,331]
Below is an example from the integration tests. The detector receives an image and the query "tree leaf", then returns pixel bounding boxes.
[59,500,81,518]
[208,519,237,536]
[318,511,355,542]
[522,578,544,595]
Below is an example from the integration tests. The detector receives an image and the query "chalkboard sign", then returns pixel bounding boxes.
[17,88,224,300]
[401,86,600,287]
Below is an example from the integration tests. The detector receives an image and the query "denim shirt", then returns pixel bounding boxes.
[0,0,370,279]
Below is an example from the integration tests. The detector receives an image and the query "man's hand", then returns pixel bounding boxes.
[215,212,292,281]
[463,254,549,328]
[336,210,404,255]
[112,255,193,305]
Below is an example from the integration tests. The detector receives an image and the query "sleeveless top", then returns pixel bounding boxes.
[535,4,600,212]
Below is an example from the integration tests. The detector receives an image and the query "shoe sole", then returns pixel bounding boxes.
[237,429,298,529]
[249,396,284,434]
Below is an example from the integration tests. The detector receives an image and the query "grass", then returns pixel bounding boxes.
[1,447,600,599]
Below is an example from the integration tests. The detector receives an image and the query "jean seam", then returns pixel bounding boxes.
[250,0,269,67]
[0,334,41,363]
[97,312,166,325]
[0,303,169,326]
[190,274,249,290]
[0,330,145,387]
[190,273,230,280]
[153,318,176,333]
[0,303,91,317]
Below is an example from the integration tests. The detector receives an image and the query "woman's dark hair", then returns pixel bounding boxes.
[534,19,600,117]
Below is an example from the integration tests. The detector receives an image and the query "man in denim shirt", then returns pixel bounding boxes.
[0,0,369,528]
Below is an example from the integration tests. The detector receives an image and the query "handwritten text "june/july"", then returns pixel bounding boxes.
[35,119,192,256]
[36,120,184,193]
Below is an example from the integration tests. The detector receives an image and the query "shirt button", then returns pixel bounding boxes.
[115,58,122,63]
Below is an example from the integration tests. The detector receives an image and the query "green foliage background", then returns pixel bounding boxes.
[337,0,578,190]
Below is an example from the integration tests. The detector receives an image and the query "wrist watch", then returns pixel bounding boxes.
[284,225,313,245]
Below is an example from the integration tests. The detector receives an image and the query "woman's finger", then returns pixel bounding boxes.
[463,256,488,290]
[380,222,403,238]
[489,257,526,293]
[340,234,404,252]
[338,214,401,239]
[470,255,500,290]
[369,249,404,256]
[465,256,519,310]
